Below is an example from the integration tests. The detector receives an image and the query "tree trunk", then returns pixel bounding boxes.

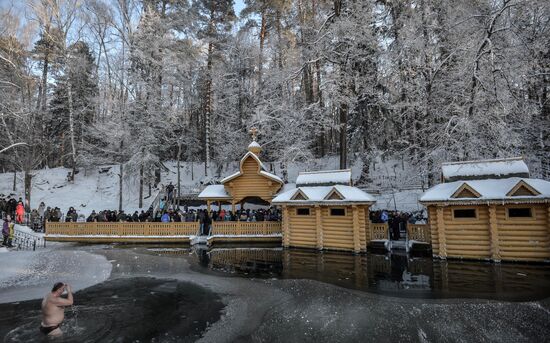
[24,170,32,212]
[339,103,348,169]
[139,165,144,208]
[119,163,123,212]
[258,9,267,96]
[39,51,49,111]
[12,170,16,191]
[177,142,182,208]
[66,80,77,183]
[204,42,214,177]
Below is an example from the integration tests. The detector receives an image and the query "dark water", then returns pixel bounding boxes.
[161,246,550,301]
[0,277,223,343]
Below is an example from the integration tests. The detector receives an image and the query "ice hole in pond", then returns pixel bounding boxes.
[0,277,223,343]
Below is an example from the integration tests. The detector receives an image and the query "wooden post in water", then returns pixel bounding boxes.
[352,205,361,253]
[436,207,447,259]
[315,205,323,250]
[489,205,501,262]
[283,205,290,248]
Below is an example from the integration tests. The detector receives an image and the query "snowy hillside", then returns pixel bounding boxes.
[0,155,428,214]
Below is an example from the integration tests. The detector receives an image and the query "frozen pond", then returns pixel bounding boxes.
[1,244,549,342]
[181,246,550,301]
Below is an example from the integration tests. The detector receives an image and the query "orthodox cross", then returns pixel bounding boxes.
[249,127,259,141]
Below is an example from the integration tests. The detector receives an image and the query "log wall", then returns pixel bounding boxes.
[284,205,369,253]
[427,204,550,262]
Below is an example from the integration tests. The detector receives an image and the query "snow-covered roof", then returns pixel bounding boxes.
[220,151,283,185]
[420,177,550,203]
[295,169,352,187]
[441,157,529,182]
[198,185,231,199]
[272,185,375,204]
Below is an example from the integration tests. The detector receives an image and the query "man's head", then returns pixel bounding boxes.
[51,282,65,295]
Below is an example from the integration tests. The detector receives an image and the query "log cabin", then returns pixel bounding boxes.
[272,170,376,253]
[420,157,550,262]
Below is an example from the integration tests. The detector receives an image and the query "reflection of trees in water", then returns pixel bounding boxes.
[203,247,550,300]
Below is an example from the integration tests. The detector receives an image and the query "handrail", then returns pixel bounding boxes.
[210,221,282,236]
[407,223,431,243]
[13,225,46,251]
[370,223,389,240]
[45,222,199,236]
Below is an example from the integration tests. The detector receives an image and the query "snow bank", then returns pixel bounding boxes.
[0,249,112,303]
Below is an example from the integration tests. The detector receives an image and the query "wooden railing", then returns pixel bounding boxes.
[407,224,431,243]
[45,222,199,237]
[370,223,389,240]
[210,221,282,236]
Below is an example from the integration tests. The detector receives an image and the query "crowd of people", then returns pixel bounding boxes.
[0,196,28,224]
[0,191,283,238]
[370,210,427,240]
[2,189,423,242]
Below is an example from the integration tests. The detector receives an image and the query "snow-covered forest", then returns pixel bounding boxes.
[0,0,549,208]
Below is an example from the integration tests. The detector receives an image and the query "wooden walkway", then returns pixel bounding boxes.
[45,221,430,248]
[45,221,283,244]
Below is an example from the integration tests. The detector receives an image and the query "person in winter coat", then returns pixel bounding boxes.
[161,212,170,223]
[87,210,97,222]
[38,202,46,219]
[6,197,17,218]
[116,211,127,222]
[8,220,14,247]
[2,216,10,246]
[15,201,25,224]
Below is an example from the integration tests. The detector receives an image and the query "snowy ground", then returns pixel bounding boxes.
[0,245,112,303]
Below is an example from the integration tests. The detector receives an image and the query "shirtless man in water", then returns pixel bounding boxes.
[41,282,73,337]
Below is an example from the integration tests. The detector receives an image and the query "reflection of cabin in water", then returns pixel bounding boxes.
[420,157,550,262]
[272,170,376,253]
[198,139,284,212]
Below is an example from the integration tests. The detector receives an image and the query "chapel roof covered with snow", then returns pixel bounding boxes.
[420,177,550,204]
[197,184,231,199]
[295,169,352,187]
[441,157,529,183]
[272,185,375,205]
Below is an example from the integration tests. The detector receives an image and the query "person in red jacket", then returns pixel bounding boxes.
[15,201,25,224]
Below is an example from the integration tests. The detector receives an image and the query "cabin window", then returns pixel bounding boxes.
[296,208,310,216]
[453,209,477,219]
[330,208,346,216]
[508,208,532,218]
